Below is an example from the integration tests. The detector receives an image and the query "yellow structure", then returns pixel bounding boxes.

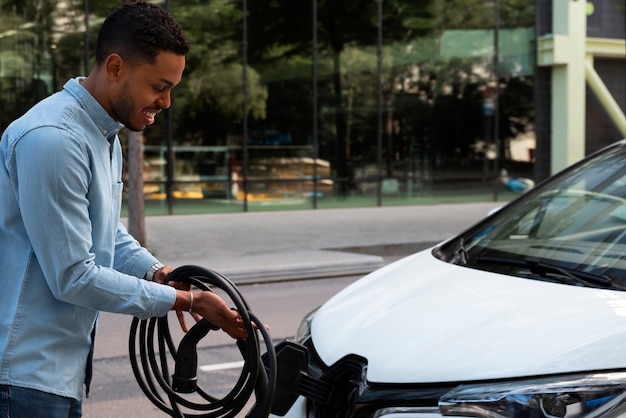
[538,0,626,174]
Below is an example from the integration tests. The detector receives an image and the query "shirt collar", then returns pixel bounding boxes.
[63,77,124,142]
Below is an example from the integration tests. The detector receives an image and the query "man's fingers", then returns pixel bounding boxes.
[169,280,191,291]
[176,309,189,333]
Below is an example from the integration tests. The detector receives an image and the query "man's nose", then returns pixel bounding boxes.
[157,92,171,110]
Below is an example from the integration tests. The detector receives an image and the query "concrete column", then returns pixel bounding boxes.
[550,0,587,174]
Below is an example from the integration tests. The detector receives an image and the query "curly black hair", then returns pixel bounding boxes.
[95,2,190,66]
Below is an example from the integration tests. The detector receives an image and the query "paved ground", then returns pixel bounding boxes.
[135,201,505,284]
[83,201,506,418]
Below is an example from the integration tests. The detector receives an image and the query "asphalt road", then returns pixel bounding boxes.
[82,202,506,417]
[83,276,361,418]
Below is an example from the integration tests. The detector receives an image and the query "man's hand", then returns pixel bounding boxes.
[152,265,196,332]
[158,267,267,338]
[171,289,247,338]
[193,291,247,339]
[152,264,173,285]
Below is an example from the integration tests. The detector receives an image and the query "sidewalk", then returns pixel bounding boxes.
[132,201,505,283]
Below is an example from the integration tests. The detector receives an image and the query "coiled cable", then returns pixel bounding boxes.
[129,265,276,418]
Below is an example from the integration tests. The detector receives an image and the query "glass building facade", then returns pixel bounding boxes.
[0,0,537,215]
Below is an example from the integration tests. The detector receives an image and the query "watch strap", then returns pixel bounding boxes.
[146,262,165,281]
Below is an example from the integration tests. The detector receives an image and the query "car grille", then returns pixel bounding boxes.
[302,340,456,418]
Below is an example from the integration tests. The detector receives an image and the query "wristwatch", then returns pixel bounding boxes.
[145,262,165,281]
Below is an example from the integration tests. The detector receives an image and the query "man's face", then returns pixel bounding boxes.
[111,52,185,132]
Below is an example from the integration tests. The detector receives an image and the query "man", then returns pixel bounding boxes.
[0,3,245,417]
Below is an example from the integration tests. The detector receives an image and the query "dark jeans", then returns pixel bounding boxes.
[0,385,82,418]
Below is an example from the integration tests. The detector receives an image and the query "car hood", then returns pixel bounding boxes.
[311,249,626,383]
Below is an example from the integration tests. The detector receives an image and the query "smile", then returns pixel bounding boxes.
[143,110,158,125]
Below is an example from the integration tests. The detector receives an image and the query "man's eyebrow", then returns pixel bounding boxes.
[160,78,176,87]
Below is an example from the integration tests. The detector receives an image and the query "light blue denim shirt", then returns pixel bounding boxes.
[0,78,176,400]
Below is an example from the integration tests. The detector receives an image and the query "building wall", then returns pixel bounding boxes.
[586,57,626,154]
[534,0,625,183]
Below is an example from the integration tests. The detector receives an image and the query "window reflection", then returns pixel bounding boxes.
[0,0,536,214]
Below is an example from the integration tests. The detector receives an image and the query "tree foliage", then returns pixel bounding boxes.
[168,0,267,145]
[2,0,536,184]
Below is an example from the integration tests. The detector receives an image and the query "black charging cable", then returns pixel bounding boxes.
[129,265,276,418]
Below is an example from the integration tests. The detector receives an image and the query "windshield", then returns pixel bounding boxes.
[438,142,626,289]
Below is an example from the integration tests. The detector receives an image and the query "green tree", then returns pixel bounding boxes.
[170,0,267,146]
[0,0,59,131]
[247,0,436,192]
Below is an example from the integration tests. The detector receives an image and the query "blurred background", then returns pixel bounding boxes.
[0,0,624,215]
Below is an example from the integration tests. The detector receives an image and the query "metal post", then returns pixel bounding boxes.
[376,0,383,206]
[84,0,89,75]
[312,0,319,209]
[165,0,174,215]
[242,0,249,212]
[492,0,500,201]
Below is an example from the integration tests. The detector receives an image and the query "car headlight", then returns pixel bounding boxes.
[439,372,626,418]
[296,307,319,344]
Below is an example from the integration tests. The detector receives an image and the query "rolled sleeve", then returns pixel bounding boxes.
[142,282,177,319]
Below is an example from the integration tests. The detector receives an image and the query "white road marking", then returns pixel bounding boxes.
[199,361,245,372]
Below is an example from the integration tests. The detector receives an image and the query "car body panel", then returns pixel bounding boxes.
[277,140,626,417]
[312,249,626,383]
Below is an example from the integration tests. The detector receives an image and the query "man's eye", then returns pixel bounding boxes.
[153,84,176,94]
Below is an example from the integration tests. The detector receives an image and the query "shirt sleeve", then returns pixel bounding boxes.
[113,222,159,279]
[14,127,175,319]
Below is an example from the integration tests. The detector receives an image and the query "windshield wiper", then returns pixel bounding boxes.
[473,255,624,290]
[456,238,468,265]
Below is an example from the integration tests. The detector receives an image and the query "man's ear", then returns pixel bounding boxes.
[105,54,124,81]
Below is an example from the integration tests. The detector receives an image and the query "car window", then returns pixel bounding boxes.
[440,143,626,288]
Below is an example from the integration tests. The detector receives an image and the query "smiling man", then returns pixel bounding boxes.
[0,3,246,418]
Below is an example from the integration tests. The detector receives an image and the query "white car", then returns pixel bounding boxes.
[271,139,626,418]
